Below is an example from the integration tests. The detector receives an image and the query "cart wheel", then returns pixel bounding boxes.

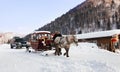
[46,54,48,56]
[10,44,13,49]
[29,50,31,53]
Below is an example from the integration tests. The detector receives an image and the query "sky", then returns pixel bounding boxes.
[0,0,85,35]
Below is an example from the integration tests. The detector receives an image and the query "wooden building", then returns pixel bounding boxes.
[76,30,120,52]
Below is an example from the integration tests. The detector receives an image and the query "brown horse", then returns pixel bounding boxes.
[54,35,78,57]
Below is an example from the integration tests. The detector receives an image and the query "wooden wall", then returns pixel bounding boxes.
[78,36,120,52]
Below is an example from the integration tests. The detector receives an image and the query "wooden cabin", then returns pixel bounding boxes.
[76,30,120,52]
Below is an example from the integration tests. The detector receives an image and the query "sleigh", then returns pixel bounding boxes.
[30,31,53,51]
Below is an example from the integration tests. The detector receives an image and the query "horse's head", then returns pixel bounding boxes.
[70,35,78,46]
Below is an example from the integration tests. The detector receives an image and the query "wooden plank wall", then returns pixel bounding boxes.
[78,36,118,52]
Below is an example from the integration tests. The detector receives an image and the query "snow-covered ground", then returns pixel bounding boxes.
[0,43,120,72]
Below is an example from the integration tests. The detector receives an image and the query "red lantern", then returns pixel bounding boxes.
[111,38,117,42]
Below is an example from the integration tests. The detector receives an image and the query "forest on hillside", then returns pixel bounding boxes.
[38,0,120,35]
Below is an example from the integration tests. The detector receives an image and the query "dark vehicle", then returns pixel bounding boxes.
[10,37,30,49]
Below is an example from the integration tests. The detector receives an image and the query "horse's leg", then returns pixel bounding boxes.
[54,49,57,55]
[55,45,60,56]
[54,48,58,55]
[64,52,66,56]
[63,48,67,56]
[54,44,58,55]
[55,45,62,56]
[64,48,69,57]
[57,47,61,56]
[59,48,62,55]
[66,48,69,57]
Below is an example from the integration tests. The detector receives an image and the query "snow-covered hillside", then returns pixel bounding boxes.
[0,43,120,72]
[0,32,25,44]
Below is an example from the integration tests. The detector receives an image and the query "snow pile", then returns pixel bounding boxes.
[0,43,120,72]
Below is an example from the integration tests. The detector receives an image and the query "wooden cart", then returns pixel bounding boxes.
[30,31,53,51]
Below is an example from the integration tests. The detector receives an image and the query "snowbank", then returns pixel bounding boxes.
[0,43,120,72]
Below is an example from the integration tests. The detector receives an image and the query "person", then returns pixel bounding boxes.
[53,31,62,41]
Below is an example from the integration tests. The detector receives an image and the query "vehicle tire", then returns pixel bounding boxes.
[26,46,29,48]
[10,44,13,49]
[11,46,13,49]
[20,46,22,48]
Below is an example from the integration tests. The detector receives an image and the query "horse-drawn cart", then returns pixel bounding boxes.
[29,31,78,57]
[30,31,53,51]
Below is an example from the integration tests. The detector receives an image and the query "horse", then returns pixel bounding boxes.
[54,35,78,57]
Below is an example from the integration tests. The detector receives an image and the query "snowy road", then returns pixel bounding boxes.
[0,43,120,72]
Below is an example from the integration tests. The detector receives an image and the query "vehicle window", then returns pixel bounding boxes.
[31,34,37,42]
[15,38,24,42]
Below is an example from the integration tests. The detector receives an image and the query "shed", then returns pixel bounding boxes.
[76,29,120,52]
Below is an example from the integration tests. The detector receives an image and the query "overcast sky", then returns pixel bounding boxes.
[0,0,85,35]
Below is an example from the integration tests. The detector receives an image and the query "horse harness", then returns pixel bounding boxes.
[66,36,70,44]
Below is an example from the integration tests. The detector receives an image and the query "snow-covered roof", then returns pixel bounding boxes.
[32,31,51,34]
[76,29,120,39]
